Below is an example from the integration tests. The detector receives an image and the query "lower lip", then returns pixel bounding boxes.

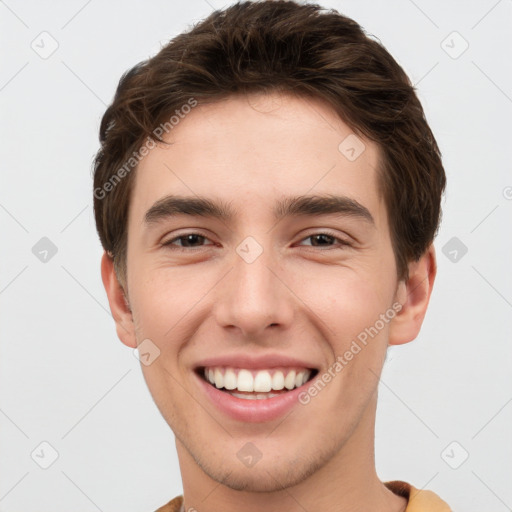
[195,372,312,423]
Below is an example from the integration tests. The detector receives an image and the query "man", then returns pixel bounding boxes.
[93,1,450,510]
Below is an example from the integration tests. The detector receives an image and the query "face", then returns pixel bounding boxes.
[109,92,419,492]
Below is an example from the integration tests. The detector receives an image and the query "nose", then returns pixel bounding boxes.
[213,245,295,340]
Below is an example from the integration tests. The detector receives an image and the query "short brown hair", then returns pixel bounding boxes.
[93,0,446,288]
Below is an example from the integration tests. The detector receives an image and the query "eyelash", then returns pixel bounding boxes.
[161,231,352,251]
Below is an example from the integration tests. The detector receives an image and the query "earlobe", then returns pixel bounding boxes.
[388,245,437,346]
[100,251,137,348]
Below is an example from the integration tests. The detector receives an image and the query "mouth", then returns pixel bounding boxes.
[195,366,319,400]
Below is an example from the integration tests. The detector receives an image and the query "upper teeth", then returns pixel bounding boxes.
[204,367,311,392]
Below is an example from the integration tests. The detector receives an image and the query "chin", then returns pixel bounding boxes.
[205,466,309,493]
[191,445,333,493]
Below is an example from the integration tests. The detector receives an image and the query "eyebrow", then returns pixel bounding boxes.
[144,194,375,226]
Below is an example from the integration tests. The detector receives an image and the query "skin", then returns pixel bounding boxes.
[102,92,436,512]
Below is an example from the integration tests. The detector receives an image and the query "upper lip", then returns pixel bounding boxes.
[194,353,318,371]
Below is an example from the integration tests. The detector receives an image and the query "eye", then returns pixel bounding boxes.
[298,232,352,249]
[161,231,352,251]
[161,232,214,249]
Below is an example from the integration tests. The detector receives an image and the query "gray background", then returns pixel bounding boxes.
[1,0,511,510]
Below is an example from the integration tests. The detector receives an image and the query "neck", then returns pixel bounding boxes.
[176,392,406,512]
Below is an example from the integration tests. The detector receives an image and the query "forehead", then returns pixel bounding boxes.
[130,92,384,225]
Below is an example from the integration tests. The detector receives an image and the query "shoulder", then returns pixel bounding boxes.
[156,485,453,512]
[385,480,452,511]
[154,495,183,512]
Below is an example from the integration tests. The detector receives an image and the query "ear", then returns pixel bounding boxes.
[388,244,437,346]
[100,251,137,348]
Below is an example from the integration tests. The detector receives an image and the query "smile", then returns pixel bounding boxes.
[200,366,315,399]
[193,355,320,422]
[195,363,320,421]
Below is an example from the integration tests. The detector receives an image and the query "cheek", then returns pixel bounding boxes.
[306,271,392,413]
[297,265,393,341]
[130,265,202,340]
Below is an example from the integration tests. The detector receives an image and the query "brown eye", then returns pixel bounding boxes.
[299,232,351,249]
[307,234,336,246]
[162,233,213,249]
